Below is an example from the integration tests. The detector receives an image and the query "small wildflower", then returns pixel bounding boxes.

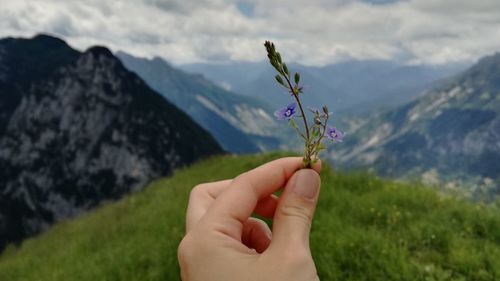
[264,41,344,168]
[274,102,297,120]
[326,126,345,142]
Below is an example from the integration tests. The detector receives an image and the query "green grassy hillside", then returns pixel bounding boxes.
[1,153,499,281]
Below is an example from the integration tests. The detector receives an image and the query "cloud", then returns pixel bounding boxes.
[0,0,499,66]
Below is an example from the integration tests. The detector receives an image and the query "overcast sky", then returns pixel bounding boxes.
[1,0,500,66]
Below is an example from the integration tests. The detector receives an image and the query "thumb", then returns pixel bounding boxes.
[271,168,321,249]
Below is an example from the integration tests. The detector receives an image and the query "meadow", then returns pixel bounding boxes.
[1,153,499,281]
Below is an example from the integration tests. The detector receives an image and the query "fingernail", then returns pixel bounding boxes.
[291,169,320,200]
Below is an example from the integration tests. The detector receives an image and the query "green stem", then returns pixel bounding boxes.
[311,114,329,153]
[282,75,311,164]
[292,126,307,140]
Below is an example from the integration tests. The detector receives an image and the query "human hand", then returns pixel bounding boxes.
[178,157,322,281]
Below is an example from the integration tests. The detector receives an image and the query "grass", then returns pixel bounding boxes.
[0,153,499,281]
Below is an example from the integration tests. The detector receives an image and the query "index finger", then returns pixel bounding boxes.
[201,157,321,241]
[186,179,232,233]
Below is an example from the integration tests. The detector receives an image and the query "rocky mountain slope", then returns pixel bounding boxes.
[0,34,223,250]
[333,53,500,200]
[116,52,292,153]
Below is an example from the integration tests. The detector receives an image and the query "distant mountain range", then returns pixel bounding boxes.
[333,53,500,200]
[116,52,294,153]
[0,34,222,250]
[181,60,465,117]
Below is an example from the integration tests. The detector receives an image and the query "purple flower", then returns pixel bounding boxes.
[274,102,297,120]
[326,126,344,142]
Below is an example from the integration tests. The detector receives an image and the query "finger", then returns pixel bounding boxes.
[253,194,279,218]
[186,182,280,232]
[186,180,232,233]
[203,157,321,241]
[242,217,272,253]
[271,168,321,250]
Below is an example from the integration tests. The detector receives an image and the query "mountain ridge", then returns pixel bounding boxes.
[0,34,223,250]
[116,51,294,153]
[181,60,465,117]
[333,52,500,199]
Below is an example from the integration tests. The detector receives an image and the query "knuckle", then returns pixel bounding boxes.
[279,204,313,226]
[177,235,194,264]
[232,172,248,184]
[189,184,207,199]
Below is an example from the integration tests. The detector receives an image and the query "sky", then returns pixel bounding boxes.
[1,0,500,66]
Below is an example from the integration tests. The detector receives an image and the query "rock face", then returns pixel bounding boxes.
[116,52,293,153]
[0,35,223,250]
[334,53,500,200]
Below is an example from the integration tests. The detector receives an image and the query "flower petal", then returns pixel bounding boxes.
[288,102,297,110]
[326,126,345,142]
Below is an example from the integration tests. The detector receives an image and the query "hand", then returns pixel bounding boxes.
[178,157,322,281]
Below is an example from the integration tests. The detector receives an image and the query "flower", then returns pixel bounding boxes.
[326,126,344,142]
[274,102,297,120]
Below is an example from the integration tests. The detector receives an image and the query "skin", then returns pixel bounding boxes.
[178,157,322,281]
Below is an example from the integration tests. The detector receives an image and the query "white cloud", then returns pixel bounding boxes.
[0,0,499,66]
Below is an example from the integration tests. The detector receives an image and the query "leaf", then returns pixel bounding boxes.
[311,127,319,139]
[271,60,281,72]
[294,72,300,84]
[317,143,326,151]
[275,75,285,86]
[283,63,290,77]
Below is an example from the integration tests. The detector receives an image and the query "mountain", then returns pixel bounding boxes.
[116,52,293,153]
[333,53,500,200]
[0,34,223,251]
[1,153,499,281]
[180,61,265,92]
[237,65,338,114]
[181,60,464,117]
